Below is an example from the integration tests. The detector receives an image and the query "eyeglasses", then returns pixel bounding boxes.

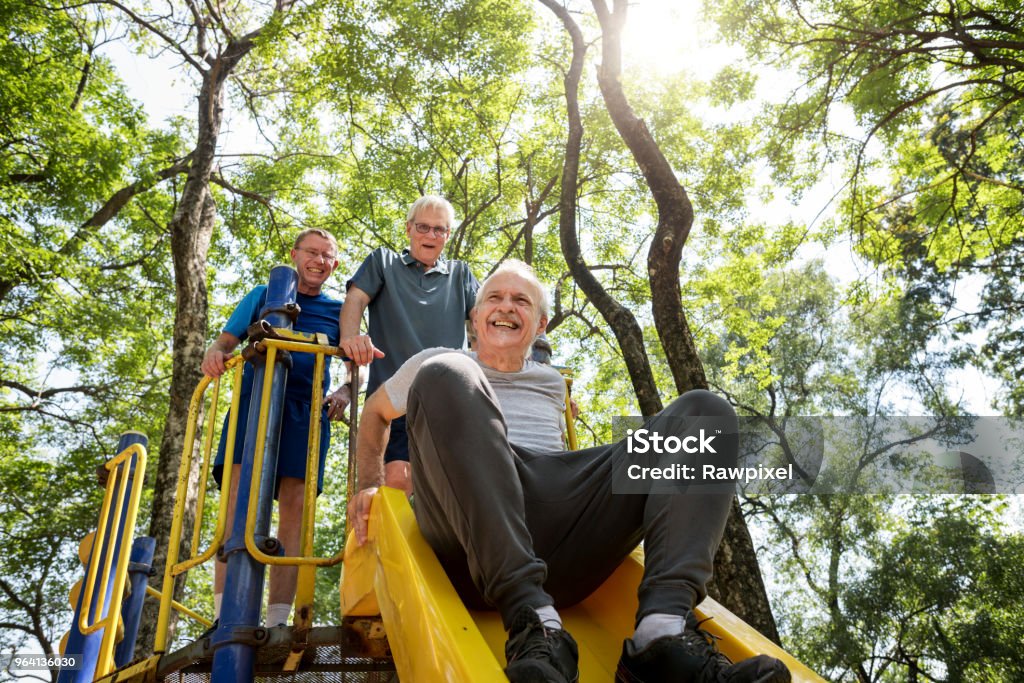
[297,247,336,262]
[413,223,450,237]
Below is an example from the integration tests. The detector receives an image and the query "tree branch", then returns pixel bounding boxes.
[66,154,193,254]
[0,380,103,402]
[48,0,207,72]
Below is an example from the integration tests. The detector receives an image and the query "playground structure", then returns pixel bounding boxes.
[58,266,825,682]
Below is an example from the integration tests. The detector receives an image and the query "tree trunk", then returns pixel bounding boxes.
[590,0,780,643]
[590,0,705,395]
[540,0,663,417]
[707,499,781,643]
[136,187,217,656]
[136,44,238,656]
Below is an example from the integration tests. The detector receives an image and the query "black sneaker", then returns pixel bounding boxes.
[616,617,791,683]
[504,605,579,683]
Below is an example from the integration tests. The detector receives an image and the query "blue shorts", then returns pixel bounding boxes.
[383,415,409,463]
[213,393,329,499]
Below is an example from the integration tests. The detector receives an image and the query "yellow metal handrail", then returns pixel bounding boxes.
[244,338,347,569]
[559,369,578,451]
[145,586,212,627]
[77,442,148,678]
[155,358,244,653]
[169,363,244,578]
[154,334,350,653]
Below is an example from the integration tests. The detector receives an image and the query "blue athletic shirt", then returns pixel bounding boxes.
[224,285,343,402]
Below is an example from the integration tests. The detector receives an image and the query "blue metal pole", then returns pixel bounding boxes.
[114,536,156,667]
[211,267,297,683]
[59,431,148,683]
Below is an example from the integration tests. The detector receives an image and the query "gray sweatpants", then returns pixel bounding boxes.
[406,353,735,630]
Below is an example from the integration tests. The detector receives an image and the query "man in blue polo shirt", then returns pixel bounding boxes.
[202,228,352,629]
[339,195,479,493]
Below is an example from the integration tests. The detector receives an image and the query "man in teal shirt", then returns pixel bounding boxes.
[339,195,479,493]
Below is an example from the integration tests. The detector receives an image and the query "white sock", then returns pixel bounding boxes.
[534,605,562,630]
[632,613,685,650]
[266,603,291,627]
[214,593,222,620]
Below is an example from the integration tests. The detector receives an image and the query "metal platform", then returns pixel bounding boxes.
[99,620,397,683]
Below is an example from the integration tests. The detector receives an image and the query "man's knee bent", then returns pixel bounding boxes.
[661,390,738,467]
[409,353,486,406]
[665,389,736,421]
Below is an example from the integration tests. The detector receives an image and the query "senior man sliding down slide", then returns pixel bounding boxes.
[347,259,790,683]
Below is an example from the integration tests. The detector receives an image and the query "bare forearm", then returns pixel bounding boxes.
[339,290,368,339]
[210,332,240,354]
[347,385,401,546]
[339,287,384,366]
[355,411,388,491]
[201,332,241,377]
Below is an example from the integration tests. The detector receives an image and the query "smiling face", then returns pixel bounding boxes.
[290,233,339,295]
[471,272,548,366]
[405,205,451,268]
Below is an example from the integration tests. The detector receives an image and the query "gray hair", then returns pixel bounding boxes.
[406,195,456,229]
[293,228,338,255]
[475,259,550,320]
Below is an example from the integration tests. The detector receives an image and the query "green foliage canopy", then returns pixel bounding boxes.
[709,0,1024,414]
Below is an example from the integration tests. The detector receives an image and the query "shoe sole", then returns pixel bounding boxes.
[506,660,579,683]
[730,656,792,683]
[614,662,641,683]
[615,657,790,683]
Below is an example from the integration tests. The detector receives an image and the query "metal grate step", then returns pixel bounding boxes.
[156,620,397,683]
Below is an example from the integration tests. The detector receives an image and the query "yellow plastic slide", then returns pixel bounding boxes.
[341,487,824,682]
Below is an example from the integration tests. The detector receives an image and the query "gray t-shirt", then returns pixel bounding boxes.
[384,348,566,453]
[347,248,479,395]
